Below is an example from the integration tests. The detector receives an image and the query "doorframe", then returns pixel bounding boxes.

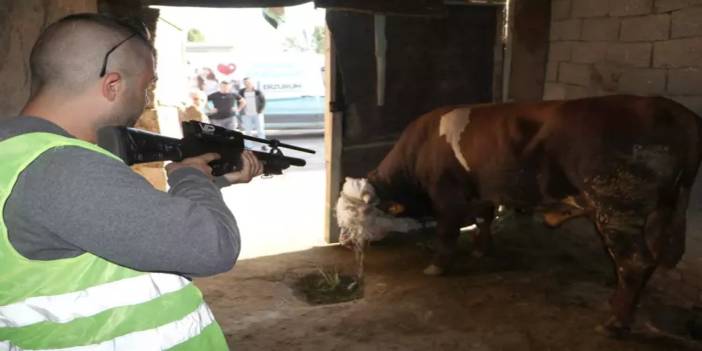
[323,24,342,244]
[321,3,510,244]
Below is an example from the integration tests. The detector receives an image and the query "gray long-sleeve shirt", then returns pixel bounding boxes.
[0,116,240,277]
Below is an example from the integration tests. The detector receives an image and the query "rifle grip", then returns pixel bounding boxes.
[208,155,242,177]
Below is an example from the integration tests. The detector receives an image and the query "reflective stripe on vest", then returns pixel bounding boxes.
[0,133,227,350]
[0,302,215,351]
[0,273,190,328]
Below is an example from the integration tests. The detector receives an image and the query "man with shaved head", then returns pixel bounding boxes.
[0,13,262,350]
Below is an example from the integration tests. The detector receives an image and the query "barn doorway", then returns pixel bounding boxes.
[150,3,330,259]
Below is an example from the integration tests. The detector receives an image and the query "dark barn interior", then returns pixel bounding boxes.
[2,0,702,349]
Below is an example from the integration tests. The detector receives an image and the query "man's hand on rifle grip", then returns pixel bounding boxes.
[223,150,263,184]
[165,153,221,180]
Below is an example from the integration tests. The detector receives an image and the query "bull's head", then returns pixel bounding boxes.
[335,177,422,247]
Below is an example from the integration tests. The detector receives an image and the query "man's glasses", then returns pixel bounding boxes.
[99,32,139,77]
[98,18,151,78]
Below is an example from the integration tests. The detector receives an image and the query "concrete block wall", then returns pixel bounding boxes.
[544,0,702,116]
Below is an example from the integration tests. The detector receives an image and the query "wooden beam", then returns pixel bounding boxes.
[508,0,550,101]
[316,0,445,16]
[501,0,514,102]
[324,24,343,244]
[145,0,308,8]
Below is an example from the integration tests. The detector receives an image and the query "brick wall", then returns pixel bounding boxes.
[544,0,702,116]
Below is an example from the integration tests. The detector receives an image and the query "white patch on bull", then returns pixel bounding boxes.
[439,108,472,172]
[336,177,422,246]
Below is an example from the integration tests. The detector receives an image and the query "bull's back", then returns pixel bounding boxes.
[544,96,701,190]
[409,95,702,206]
[551,96,701,268]
[378,95,701,204]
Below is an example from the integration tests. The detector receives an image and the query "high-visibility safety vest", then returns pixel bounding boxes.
[0,133,229,350]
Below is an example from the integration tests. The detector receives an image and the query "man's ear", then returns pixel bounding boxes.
[101,72,122,102]
[387,202,405,216]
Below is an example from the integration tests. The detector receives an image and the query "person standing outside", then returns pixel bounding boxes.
[199,67,219,95]
[238,77,267,147]
[0,13,263,350]
[207,80,245,130]
[179,89,209,124]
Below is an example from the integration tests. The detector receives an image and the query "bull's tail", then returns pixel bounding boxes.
[658,186,689,269]
[657,99,702,268]
[676,99,702,189]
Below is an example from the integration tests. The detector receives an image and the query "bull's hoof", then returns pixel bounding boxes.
[595,317,631,338]
[471,245,495,258]
[423,264,445,276]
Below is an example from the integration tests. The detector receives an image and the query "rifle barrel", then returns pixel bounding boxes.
[241,134,316,154]
[251,151,306,167]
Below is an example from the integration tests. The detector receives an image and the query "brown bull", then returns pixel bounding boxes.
[336,95,702,336]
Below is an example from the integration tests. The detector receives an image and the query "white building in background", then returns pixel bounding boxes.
[154,4,327,132]
[153,16,189,139]
[184,45,326,131]
[185,44,324,99]
[158,3,326,100]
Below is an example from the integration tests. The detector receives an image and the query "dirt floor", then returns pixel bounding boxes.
[196,206,702,351]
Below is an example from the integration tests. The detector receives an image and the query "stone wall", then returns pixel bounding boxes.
[544,0,702,116]
[0,1,97,118]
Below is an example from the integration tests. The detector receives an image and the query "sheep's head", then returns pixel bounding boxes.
[335,177,422,247]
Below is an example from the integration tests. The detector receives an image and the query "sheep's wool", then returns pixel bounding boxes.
[336,177,422,246]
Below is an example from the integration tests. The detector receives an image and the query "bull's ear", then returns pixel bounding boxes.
[387,202,405,216]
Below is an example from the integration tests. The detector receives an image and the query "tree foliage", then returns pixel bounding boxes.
[312,26,326,54]
[283,26,326,54]
[187,28,205,43]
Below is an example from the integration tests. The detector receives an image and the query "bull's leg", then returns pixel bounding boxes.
[647,186,689,269]
[469,202,496,258]
[424,214,464,276]
[594,212,657,337]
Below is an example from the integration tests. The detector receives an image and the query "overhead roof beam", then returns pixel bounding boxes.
[147,0,309,8]
[145,0,450,16]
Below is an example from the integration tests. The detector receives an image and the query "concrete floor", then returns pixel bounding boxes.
[200,135,702,350]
